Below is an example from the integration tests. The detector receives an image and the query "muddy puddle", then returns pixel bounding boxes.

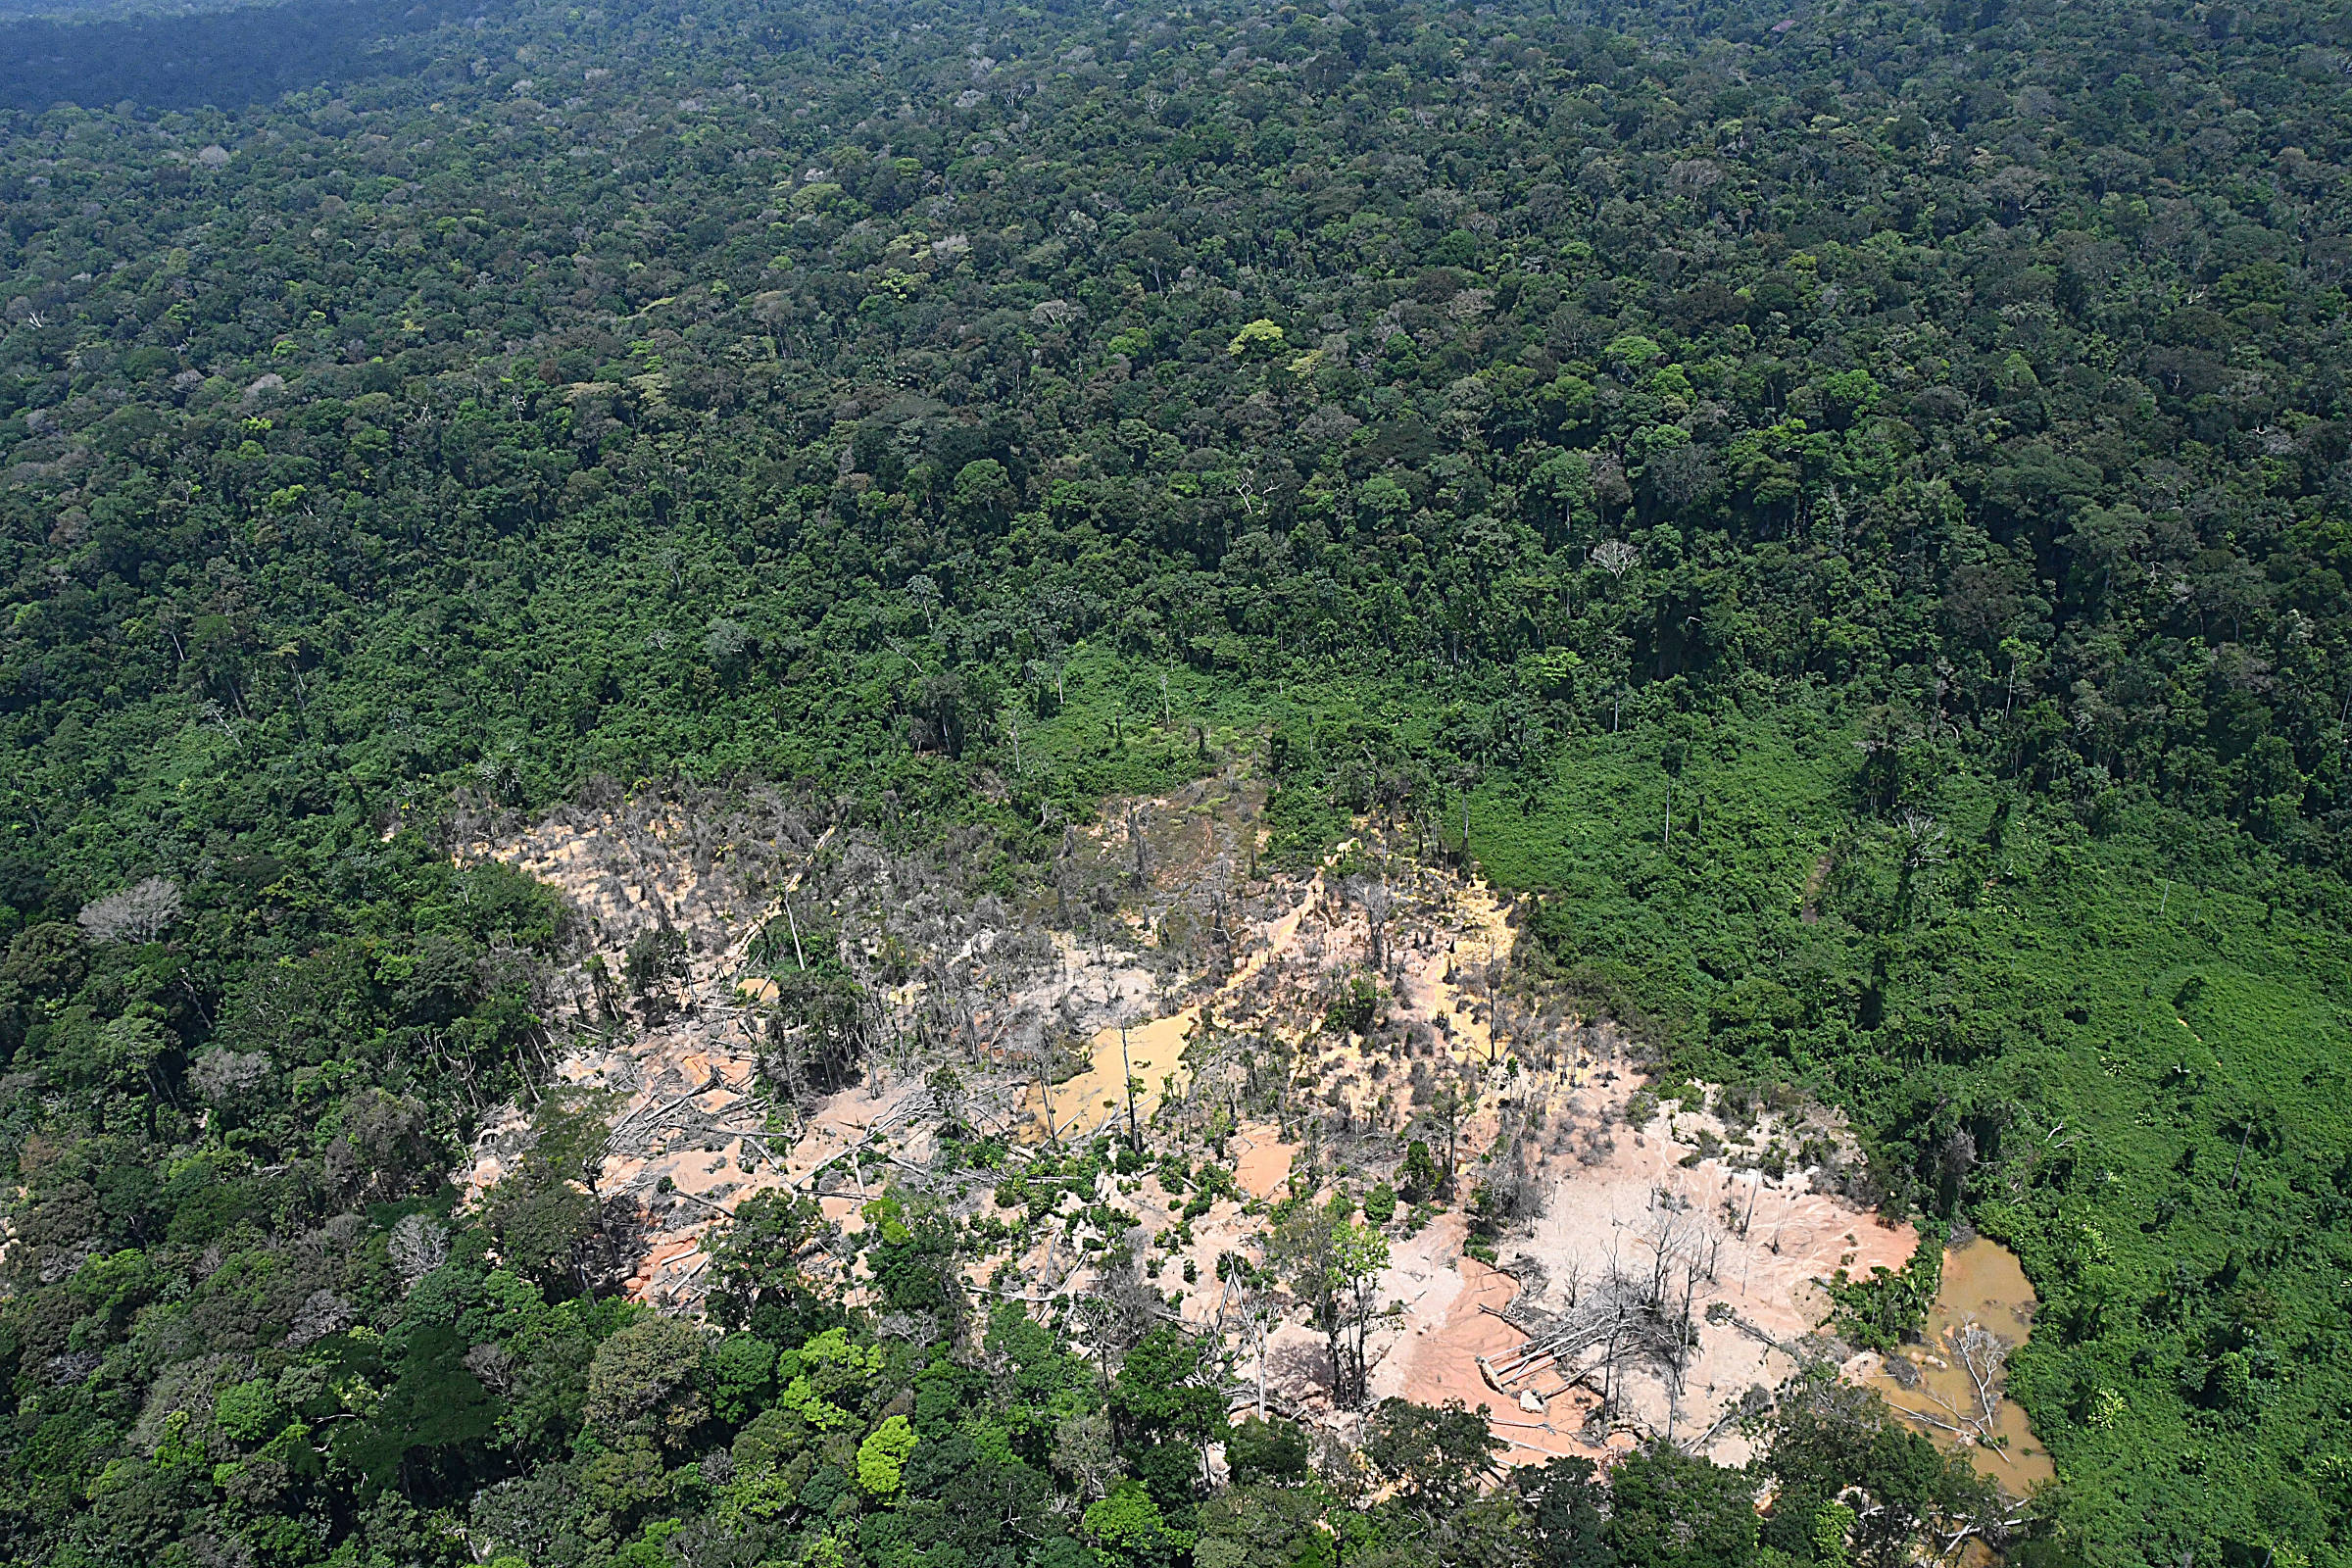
[1032,1009,1198,1144]
[1859,1237,2054,1493]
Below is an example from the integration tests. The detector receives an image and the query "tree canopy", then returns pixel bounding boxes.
[0,0,2346,1564]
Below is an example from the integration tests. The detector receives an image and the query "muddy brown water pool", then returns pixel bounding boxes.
[1860,1237,2054,1493]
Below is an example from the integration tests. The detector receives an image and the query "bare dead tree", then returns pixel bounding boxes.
[1354,874,1396,970]
[1591,537,1641,579]
[1904,1318,2021,1465]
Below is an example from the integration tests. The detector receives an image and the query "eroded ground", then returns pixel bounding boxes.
[450,774,2030,1476]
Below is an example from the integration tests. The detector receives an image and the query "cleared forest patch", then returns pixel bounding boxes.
[451,779,1953,1465]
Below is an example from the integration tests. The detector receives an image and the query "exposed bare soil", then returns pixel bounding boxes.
[449,775,1985,1467]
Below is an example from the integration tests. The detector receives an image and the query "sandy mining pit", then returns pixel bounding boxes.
[1357,1070,1915,1468]
[448,774,2010,1474]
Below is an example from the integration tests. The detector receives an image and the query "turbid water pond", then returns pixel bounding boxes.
[1860,1237,2054,1493]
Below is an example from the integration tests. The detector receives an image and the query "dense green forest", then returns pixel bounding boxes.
[0,0,477,114]
[0,0,2350,1564]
